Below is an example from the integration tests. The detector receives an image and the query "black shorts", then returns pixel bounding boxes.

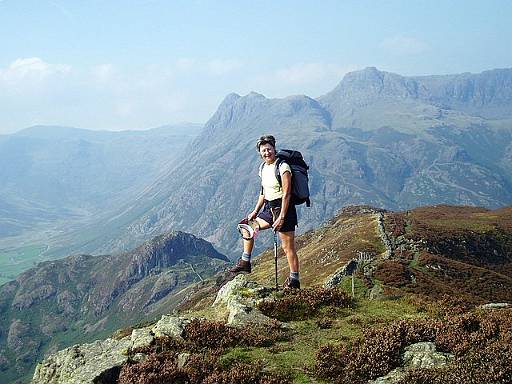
[257,199,297,232]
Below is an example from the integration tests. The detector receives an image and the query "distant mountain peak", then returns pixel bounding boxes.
[219,92,241,107]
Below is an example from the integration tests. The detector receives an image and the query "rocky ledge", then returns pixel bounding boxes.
[31,274,279,384]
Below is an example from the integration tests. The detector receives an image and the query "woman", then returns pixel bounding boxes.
[230,135,300,289]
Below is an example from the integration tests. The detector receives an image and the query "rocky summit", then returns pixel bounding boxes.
[27,204,512,384]
[0,231,228,383]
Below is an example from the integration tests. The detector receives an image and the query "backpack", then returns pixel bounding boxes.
[259,149,311,207]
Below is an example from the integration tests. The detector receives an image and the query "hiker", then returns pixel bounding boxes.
[230,134,300,289]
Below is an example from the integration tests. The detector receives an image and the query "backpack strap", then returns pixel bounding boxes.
[259,162,264,195]
[258,162,265,178]
[274,159,283,189]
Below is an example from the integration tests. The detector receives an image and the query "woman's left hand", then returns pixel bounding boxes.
[272,215,284,231]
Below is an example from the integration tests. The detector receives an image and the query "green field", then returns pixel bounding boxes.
[0,244,48,285]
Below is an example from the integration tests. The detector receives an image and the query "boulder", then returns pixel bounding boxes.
[369,283,385,301]
[151,315,190,339]
[213,274,278,327]
[370,342,454,384]
[130,328,154,351]
[31,337,132,384]
[480,302,510,309]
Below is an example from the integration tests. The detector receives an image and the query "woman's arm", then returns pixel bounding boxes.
[249,193,265,220]
[273,171,291,230]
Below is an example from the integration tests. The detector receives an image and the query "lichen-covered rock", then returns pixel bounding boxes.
[227,299,278,327]
[213,274,278,327]
[480,302,510,309]
[213,274,252,306]
[402,342,453,368]
[369,283,385,301]
[31,337,132,384]
[130,328,154,351]
[177,353,190,369]
[151,315,190,339]
[370,342,454,384]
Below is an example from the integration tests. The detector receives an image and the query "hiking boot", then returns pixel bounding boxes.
[283,276,300,289]
[229,259,251,274]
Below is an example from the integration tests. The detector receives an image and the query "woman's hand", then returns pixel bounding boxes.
[248,210,258,220]
[272,215,284,231]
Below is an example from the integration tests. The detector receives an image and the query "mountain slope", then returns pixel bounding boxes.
[30,204,512,384]
[53,67,512,259]
[0,231,228,383]
[0,123,202,285]
[0,123,202,237]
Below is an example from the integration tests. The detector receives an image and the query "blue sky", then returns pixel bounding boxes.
[0,0,510,133]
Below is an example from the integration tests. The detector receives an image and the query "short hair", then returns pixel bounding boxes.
[256,135,276,151]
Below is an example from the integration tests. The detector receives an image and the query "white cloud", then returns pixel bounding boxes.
[380,36,429,55]
[0,57,71,83]
[0,56,353,134]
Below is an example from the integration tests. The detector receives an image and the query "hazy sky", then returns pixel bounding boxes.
[0,0,510,134]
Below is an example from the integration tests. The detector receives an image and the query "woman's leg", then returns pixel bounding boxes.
[231,218,271,273]
[242,217,271,254]
[278,231,299,274]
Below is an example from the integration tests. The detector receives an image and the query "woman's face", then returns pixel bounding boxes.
[259,143,276,164]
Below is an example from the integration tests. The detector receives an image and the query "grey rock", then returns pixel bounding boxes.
[130,328,154,351]
[214,274,278,327]
[227,300,277,328]
[177,353,190,369]
[370,342,454,384]
[31,337,132,384]
[213,274,254,307]
[151,315,190,340]
[377,212,394,259]
[324,259,358,288]
[132,353,147,363]
[480,302,510,309]
[369,284,385,301]
[402,342,453,368]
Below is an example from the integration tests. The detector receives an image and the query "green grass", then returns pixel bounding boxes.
[0,244,48,285]
[337,275,369,299]
[219,295,424,383]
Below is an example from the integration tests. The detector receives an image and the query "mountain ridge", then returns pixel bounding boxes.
[58,66,512,259]
[0,231,229,383]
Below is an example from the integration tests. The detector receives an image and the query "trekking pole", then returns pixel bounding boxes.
[270,207,280,290]
[273,229,278,290]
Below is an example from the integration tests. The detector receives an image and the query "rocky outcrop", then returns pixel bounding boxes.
[31,314,192,384]
[213,274,278,327]
[151,315,190,339]
[370,342,454,384]
[31,274,281,384]
[32,338,132,384]
[378,212,393,259]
